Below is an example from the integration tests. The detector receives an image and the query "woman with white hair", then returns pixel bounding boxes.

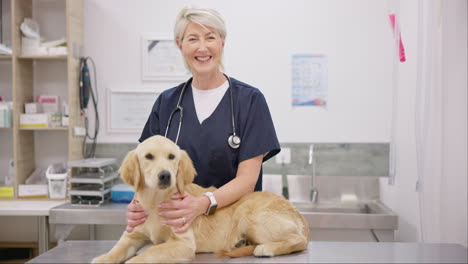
[126,6,280,233]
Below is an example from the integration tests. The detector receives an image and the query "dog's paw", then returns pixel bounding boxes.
[253,245,275,257]
[92,254,117,264]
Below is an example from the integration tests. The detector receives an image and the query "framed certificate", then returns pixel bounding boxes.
[107,89,160,133]
[141,34,190,81]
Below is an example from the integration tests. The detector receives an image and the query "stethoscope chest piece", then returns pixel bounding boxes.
[228,134,241,149]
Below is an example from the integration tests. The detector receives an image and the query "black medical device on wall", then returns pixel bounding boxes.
[79,57,100,158]
[79,59,91,109]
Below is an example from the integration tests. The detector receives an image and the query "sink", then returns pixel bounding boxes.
[292,201,391,214]
[293,202,367,214]
[292,200,398,242]
[293,200,398,229]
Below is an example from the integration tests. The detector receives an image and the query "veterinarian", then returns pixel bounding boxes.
[126,6,280,234]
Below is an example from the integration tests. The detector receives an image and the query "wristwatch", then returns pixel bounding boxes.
[203,192,218,216]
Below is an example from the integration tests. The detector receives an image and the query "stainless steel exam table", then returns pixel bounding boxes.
[27,240,467,263]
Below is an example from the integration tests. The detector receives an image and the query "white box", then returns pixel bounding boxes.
[25,102,43,114]
[18,184,48,198]
[41,103,59,113]
[20,113,50,128]
[73,126,86,136]
[21,37,40,56]
[36,95,60,113]
[48,46,67,55]
[62,116,69,127]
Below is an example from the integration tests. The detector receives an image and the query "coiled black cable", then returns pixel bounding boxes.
[79,56,99,158]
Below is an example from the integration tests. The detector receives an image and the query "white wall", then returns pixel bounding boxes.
[439,0,467,247]
[83,0,394,143]
[380,0,467,247]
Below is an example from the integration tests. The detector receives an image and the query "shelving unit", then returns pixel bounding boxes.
[0,0,84,199]
[0,0,13,198]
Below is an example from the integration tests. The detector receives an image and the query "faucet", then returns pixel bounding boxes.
[281,162,289,199]
[309,144,319,203]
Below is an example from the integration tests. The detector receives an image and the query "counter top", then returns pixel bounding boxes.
[27,240,467,263]
[49,202,127,225]
[0,200,66,216]
[0,199,67,254]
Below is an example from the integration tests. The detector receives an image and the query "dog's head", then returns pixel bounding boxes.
[119,135,196,194]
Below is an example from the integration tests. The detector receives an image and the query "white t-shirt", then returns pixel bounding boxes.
[192,80,229,124]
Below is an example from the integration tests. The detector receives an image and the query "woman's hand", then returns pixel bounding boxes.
[125,198,148,233]
[158,191,209,233]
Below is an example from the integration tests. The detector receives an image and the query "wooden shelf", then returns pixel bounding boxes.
[0,127,13,130]
[18,55,67,60]
[19,127,68,131]
[0,55,12,60]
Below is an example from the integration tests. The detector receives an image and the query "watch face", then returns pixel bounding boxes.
[207,204,218,215]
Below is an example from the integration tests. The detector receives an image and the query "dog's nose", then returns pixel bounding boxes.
[158,170,171,185]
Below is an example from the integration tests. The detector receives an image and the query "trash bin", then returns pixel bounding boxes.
[46,163,67,199]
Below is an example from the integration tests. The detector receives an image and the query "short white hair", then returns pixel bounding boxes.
[174,6,227,72]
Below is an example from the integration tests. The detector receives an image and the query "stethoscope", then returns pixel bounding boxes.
[164,74,241,149]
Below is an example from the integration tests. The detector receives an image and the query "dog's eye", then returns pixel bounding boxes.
[168,154,175,160]
[145,153,154,160]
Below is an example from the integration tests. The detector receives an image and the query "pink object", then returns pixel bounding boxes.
[389,13,406,62]
[36,94,59,103]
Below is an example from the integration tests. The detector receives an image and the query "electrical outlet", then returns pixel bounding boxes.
[73,127,86,136]
[275,147,291,164]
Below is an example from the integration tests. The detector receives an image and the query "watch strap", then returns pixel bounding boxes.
[203,192,218,215]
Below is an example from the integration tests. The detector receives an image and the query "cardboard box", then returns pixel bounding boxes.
[20,113,50,128]
[18,184,48,198]
[0,186,14,198]
[25,102,43,114]
[48,46,67,55]
[36,95,60,113]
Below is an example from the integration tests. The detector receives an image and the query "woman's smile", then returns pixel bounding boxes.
[195,56,211,62]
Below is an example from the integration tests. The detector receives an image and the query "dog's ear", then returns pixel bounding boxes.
[176,150,196,194]
[119,150,145,192]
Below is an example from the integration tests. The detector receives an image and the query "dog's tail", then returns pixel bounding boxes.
[217,245,256,258]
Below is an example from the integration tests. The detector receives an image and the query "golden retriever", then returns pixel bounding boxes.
[92,135,309,263]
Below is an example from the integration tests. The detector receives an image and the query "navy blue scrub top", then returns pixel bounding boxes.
[139,77,280,191]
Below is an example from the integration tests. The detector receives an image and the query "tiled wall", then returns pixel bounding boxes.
[91,142,389,177]
[264,143,389,177]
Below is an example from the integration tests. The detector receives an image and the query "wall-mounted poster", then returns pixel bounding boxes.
[291,54,328,107]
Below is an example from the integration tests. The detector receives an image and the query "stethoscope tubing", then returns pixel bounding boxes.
[164,74,239,148]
